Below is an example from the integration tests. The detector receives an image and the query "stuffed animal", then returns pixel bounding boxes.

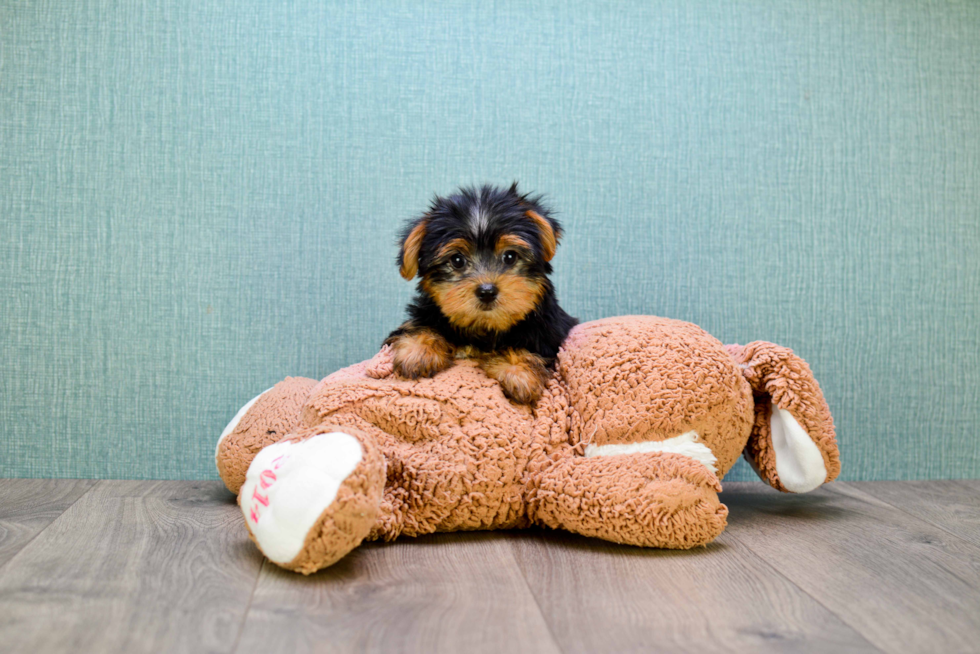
[215,316,839,574]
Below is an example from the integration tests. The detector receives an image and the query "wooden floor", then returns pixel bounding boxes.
[0,480,977,653]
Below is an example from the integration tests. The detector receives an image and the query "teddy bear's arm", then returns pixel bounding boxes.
[527,451,728,549]
[726,342,841,493]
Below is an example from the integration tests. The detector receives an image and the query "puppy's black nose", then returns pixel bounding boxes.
[476,283,498,304]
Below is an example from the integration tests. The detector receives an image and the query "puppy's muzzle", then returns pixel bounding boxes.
[475,283,499,305]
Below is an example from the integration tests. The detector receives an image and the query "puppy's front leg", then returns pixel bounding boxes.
[480,348,550,404]
[387,325,456,379]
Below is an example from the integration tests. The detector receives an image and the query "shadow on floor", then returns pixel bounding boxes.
[722,484,852,523]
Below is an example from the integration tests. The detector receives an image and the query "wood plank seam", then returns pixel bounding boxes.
[0,480,268,653]
[0,479,101,577]
[837,481,980,552]
[506,537,569,654]
[718,528,886,654]
[230,559,267,654]
[727,482,980,651]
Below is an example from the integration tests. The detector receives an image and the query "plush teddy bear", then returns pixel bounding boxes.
[215,315,839,574]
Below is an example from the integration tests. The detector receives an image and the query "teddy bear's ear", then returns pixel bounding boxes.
[726,342,841,493]
[398,217,427,280]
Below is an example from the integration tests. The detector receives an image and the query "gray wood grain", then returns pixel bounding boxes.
[853,480,980,548]
[235,531,562,654]
[0,479,96,569]
[512,527,879,654]
[1,479,978,654]
[0,481,263,654]
[721,481,980,654]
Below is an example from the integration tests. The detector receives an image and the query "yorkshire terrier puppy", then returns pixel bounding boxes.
[385,183,578,404]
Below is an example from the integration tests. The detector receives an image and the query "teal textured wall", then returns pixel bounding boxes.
[2,1,978,480]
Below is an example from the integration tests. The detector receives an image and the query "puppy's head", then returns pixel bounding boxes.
[398,183,563,334]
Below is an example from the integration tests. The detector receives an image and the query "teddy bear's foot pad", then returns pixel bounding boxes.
[583,430,718,475]
[240,432,364,567]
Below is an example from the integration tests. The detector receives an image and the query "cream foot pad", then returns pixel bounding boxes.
[240,432,363,565]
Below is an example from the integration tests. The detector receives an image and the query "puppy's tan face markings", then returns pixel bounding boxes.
[431,234,531,277]
[422,230,544,333]
[494,234,532,257]
[436,238,473,261]
[423,272,545,332]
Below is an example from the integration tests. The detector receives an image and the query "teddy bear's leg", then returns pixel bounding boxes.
[527,451,728,549]
[239,424,386,574]
[216,377,319,494]
[726,342,841,493]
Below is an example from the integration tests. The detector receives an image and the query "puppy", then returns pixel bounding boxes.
[385,183,578,404]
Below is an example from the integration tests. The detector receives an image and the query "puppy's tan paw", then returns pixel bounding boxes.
[391,330,455,379]
[481,349,549,404]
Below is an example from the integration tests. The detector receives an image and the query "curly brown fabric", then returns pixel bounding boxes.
[726,342,841,491]
[216,376,318,494]
[263,425,387,575]
[217,316,840,573]
[528,451,729,548]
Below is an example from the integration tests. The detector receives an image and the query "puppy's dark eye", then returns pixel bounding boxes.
[450,254,466,270]
[502,250,518,266]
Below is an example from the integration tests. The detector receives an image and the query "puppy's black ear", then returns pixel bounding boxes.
[398,217,427,280]
[525,209,562,262]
